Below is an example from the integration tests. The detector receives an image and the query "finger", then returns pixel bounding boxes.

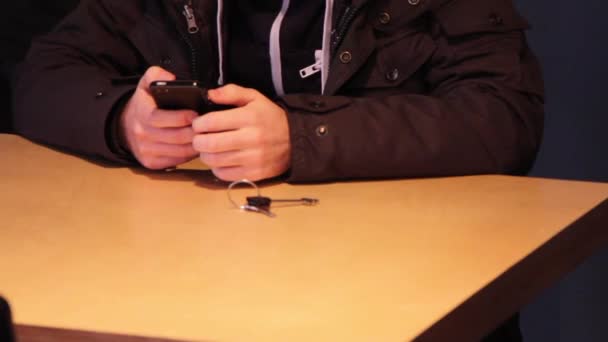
[139,141,198,159]
[211,166,249,182]
[140,156,195,170]
[208,84,259,107]
[145,126,196,145]
[211,166,268,182]
[149,108,198,128]
[192,107,253,133]
[130,122,194,145]
[138,66,176,92]
[200,150,250,169]
[192,129,253,153]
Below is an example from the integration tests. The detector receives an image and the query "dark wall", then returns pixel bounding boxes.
[521,1,608,182]
[514,1,608,341]
[0,1,80,133]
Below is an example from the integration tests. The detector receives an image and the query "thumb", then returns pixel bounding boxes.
[208,84,259,107]
[138,66,176,92]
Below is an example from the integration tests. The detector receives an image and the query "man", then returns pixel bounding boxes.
[13,0,544,183]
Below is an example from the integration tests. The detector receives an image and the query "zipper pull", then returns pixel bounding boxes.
[299,50,323,79]
[300,61,322,79]
[182,4,199,34]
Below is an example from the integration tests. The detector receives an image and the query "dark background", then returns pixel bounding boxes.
[514,1,608,341]
[0,1,80,133]
[1,1,607,341]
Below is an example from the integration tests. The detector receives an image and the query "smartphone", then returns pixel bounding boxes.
[150,80,221,114]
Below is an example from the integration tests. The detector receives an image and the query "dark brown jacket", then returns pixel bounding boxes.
[13,0,544,182]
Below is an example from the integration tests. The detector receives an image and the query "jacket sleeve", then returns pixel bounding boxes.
[281,0,545,183]
[13,0,145,163]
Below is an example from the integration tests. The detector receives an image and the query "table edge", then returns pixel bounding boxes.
[15,325,193,342]
[414,197,608,341]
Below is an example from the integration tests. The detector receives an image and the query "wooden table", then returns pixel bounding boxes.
[1,134,607,342]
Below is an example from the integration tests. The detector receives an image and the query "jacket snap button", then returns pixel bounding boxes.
[316,124,329,137]
[386,68,400,82]
[95,91,104,98]
[408,0,420,5]
[310,100,325,109]
[489,13,504,25]
[378,12,391,25]
[339,51,353,64]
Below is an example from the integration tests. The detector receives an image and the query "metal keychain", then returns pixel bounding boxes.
[227,179,276,217]
[227,180,319,218]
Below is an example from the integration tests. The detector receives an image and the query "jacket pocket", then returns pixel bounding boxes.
[434,0,529,37]
[346,29,436,90]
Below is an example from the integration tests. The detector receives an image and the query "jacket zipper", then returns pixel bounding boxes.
[183,2,200,34]
[176,0,200,79]
[300,50,323,78]
[176,1,357,85]
[332,3,362,54]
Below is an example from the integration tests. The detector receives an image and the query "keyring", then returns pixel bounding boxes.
[227,179,261,210]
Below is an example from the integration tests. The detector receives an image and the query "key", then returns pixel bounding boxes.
[246,196,319,208]
[241,204,276,218]
[227,180,317,218]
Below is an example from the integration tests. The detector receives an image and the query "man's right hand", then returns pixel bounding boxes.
[120,66,198,170]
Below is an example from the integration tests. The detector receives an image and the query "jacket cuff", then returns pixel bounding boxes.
[105,88,137,163]
[94,84,138,164]
[279,94,352,183]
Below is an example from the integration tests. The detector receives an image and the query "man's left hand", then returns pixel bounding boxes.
[192,84,291,181]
